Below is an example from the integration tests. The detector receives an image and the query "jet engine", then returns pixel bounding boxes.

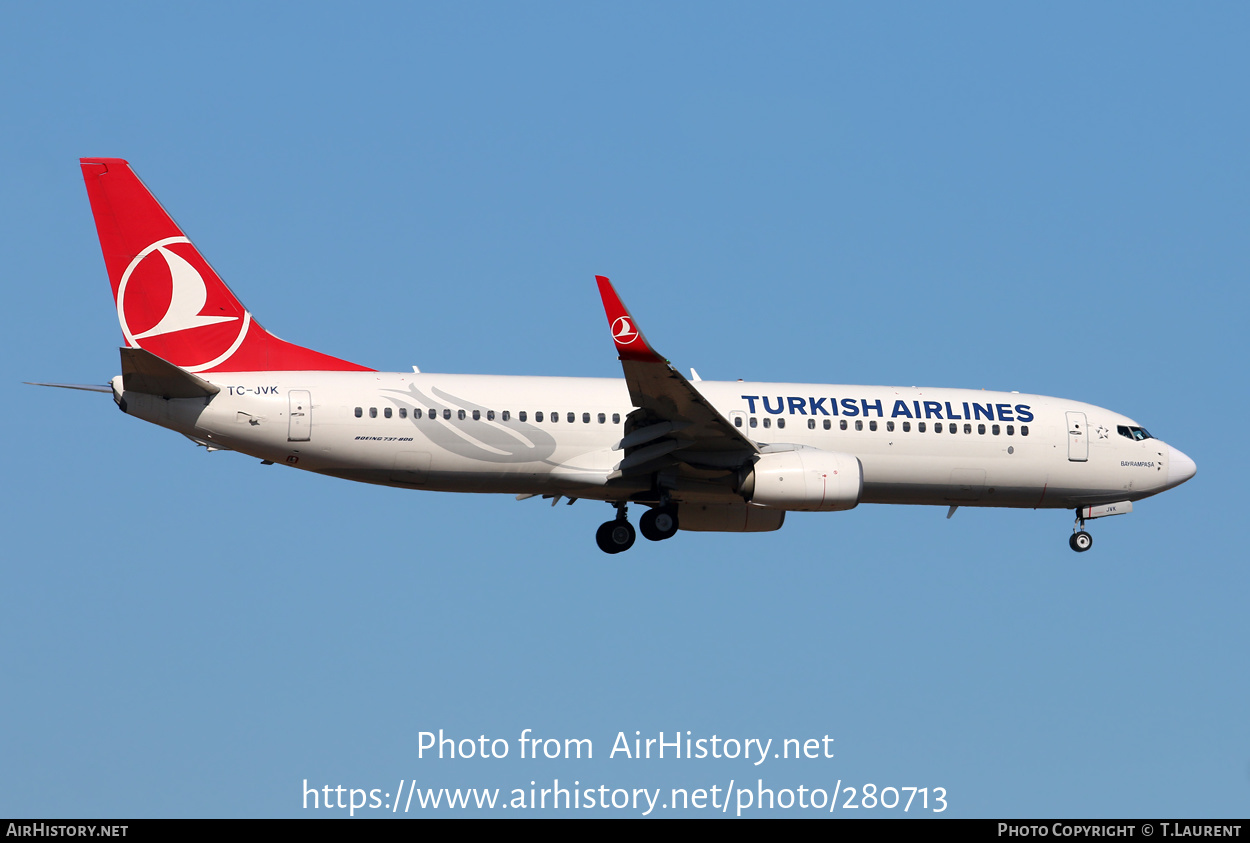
[739,447,863,512]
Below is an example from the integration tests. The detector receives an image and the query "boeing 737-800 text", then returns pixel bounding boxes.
[40,158,1196,554]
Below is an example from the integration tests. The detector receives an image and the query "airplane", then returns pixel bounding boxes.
[38,158,1196,555]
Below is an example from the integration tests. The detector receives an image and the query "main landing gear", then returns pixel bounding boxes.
[640,505,679,542]
[595,510,635,554]
[1069,508,1093,553]
[595,502,680,554]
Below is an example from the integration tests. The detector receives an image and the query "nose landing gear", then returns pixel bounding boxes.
[1070,508,1093,553]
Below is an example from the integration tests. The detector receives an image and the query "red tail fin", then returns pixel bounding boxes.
[80,158,372,373]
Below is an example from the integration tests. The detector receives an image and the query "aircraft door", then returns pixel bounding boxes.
[1066,411,1087,462]
[288,390,311,441]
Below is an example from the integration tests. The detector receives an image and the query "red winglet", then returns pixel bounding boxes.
[594,276,665,364]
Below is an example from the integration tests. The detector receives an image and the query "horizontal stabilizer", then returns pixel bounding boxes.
[120,347,221,399]
[24,382,111,393]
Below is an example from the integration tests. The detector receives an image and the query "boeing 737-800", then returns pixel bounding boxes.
[41,158,1196,554]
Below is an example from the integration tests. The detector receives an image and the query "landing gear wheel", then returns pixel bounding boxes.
[596,519,636,554]
[1069,531,1093,553]
[639,507,680,542]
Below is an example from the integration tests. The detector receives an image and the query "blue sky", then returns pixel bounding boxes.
[1,3,1245,818]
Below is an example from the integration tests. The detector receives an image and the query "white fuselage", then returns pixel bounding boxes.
[113,371,1189,512]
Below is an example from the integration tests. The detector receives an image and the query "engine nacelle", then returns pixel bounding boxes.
[740,448,862,512]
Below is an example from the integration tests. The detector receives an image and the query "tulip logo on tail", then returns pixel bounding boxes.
[116,237,251,371]
[611,316,638,345]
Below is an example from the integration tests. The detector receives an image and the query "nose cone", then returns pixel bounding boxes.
[1167,446,1197,488]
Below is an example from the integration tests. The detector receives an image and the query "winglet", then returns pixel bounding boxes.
[595,276,665,363]
[593,276,758,458]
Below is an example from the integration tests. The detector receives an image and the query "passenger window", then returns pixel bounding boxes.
[535,411,544,422]
[855,420,863,431]
[551,411,558,423]
[519,411,527,422]
[992,424,999,435]
[763,418,772,428]
[569,412,576,423]
[354,407,362,418]
[903,421,911,432]
[1021,426,1029,436]
[950,424,957,434]
[977,423,984,434]
[384,407,392,419]
[963,424,971,434]
[749,417,758,428]
[840,420,847,430]
[443,409,451,420]
[502,411,510,421]
[583,413,590,423]
[869,420,877,431]
[598,413,606,424]
[777,418,786,429]
[886,421,894,432]
[430,408,437,418]
[399,408,407,419]
[919,422,926,433]
[613,413,621,424]
[823,419,831,430]
[736,417,744,428]
[808,418,815,430]
[487,410,495,421]
[472,410,480,420]
[1006,425,1014,435]
[935,422,943,433]
[458,410,466,420]
[369,407,377,419]
[415,408,423,419]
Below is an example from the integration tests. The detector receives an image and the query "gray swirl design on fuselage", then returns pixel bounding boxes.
[381,384,558,464]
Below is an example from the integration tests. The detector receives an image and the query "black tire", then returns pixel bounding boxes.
[640,507,679,541]
[596,519,636,554]
[1069,531,1093,553]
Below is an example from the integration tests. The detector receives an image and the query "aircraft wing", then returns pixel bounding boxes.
[595,276,758,480]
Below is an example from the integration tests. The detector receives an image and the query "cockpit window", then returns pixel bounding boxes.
[1117,425,1153,441]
